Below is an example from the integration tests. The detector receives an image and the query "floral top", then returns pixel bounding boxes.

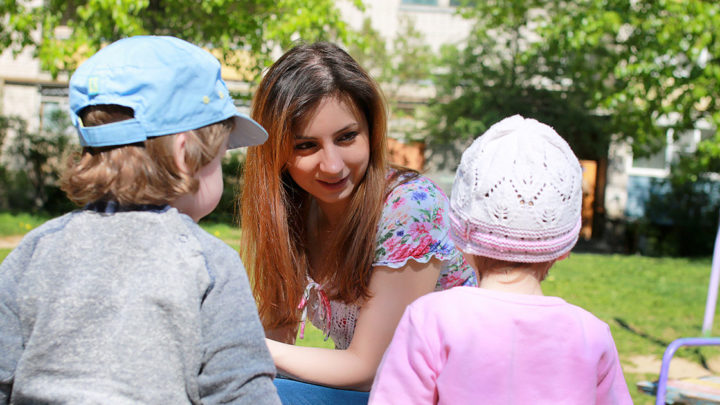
[301,172,477,349]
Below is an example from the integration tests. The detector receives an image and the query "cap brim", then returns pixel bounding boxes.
[229,114,268,148]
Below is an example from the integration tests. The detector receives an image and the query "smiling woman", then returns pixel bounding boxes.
[239,42,477,405]
[286,96,370,221]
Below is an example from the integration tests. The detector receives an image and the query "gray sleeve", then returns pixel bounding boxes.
[0,240,32,403]
[197,243,280,405]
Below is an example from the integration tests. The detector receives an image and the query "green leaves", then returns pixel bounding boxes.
[0,0,360,81]
[431,0,720,178]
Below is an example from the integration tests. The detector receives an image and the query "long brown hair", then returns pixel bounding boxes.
[240,42,406,330]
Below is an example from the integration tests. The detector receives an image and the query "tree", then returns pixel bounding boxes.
[538,1,720,161]
[0,112,74,212]
[0,0,364,79]
[431,0,720,174]
[428,0,611,170]
[347,15,436,142]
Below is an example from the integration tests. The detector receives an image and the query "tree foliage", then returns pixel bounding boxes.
[0,112,75,212]
[0,0,364,79]
[433,0,720,173]
[429,0,610,167]
[347,15,436,141]
[540,0,720,159]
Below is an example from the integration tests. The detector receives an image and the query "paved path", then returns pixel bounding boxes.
[0,235,22,249]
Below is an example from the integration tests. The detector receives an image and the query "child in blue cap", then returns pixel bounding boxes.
[0,36,280,404]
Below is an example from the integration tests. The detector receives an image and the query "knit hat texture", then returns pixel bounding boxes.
[449,115,583,263]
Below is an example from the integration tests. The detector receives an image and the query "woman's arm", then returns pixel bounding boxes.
[266,258,441,390]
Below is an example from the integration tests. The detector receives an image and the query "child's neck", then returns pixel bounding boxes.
[479,268,544,296]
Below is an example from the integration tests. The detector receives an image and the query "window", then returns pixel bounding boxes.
[630,125,716,179]
[401,0,438,5]
[632,150,667,171]
[39,86,72,135]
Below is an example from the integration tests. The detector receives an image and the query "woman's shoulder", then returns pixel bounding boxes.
[374,170,454,267]
[384,170,449,208]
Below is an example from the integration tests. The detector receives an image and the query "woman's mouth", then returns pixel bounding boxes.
[318,176,349,190]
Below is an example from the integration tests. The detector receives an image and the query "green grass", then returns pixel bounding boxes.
[198,220,243,247]
[545,253,720,404]
[295,324,335,349]
[0,212,50,236]
[2,213,720,403]
[0,212,242,244]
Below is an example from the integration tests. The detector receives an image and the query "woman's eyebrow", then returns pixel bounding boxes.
[296,122,359,140]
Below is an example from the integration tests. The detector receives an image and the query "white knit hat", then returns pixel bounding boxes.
[449,115,582,263]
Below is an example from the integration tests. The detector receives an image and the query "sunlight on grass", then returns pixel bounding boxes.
[0,212,50,237]
[544,253,720,404]
[0,249,10,262]
[198,221,242,248]
[0,212,243,247]
[295,323,335,349]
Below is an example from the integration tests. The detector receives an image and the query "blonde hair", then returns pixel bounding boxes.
[61,105,232,206]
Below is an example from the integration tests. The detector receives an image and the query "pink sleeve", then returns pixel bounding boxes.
[369,304,439,405]
[596,326,633,405]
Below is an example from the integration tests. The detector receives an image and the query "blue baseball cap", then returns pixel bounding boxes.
[69,35,267,149]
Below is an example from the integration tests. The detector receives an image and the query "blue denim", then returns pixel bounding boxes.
[274,376,369,405]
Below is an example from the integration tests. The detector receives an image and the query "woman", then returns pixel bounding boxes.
[240,42,476,404]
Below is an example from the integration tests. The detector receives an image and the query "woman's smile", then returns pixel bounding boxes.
[317,175,349,190]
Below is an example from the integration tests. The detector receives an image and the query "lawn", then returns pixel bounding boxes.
[1,213,719,403]
[545,254,720,404]
[0,212,49,236]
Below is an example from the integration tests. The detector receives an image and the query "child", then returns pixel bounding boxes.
[369,115,632,404]
[0,36,280,404]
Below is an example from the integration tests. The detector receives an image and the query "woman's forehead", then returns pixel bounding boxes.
[295,95,366,136]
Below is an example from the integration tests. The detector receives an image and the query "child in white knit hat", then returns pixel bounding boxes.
[370,115,632,404]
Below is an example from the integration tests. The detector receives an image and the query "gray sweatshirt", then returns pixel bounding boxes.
[0,206,280,404]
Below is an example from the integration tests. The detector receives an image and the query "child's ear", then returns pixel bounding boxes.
[556,252,571,262]
[172,133,189,174]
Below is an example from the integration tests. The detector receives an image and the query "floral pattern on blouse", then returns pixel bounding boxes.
[374,172,477,290]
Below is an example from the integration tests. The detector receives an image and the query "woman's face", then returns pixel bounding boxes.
[286,96,370,218]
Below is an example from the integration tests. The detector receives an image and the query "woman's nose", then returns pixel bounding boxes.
[319,145,343,175]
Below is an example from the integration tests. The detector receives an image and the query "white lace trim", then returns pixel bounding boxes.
[372,250,454,269]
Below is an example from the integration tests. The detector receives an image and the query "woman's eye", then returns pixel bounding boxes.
[337,131,359,143]
[294,141,316,150]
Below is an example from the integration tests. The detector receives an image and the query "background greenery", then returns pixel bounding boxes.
[2,0,719,256]
[1,213,720,404]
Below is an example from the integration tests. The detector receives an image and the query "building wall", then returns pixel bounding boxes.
[339,0,472,53]
[1,48,43,128]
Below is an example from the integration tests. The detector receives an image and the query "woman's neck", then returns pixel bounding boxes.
[305,199,345,281]
[314,199,348,230]
[479,267,544,296]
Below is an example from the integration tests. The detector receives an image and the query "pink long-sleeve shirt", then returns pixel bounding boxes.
[370,287,632,405]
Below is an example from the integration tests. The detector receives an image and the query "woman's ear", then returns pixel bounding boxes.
[173,133,189,174]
